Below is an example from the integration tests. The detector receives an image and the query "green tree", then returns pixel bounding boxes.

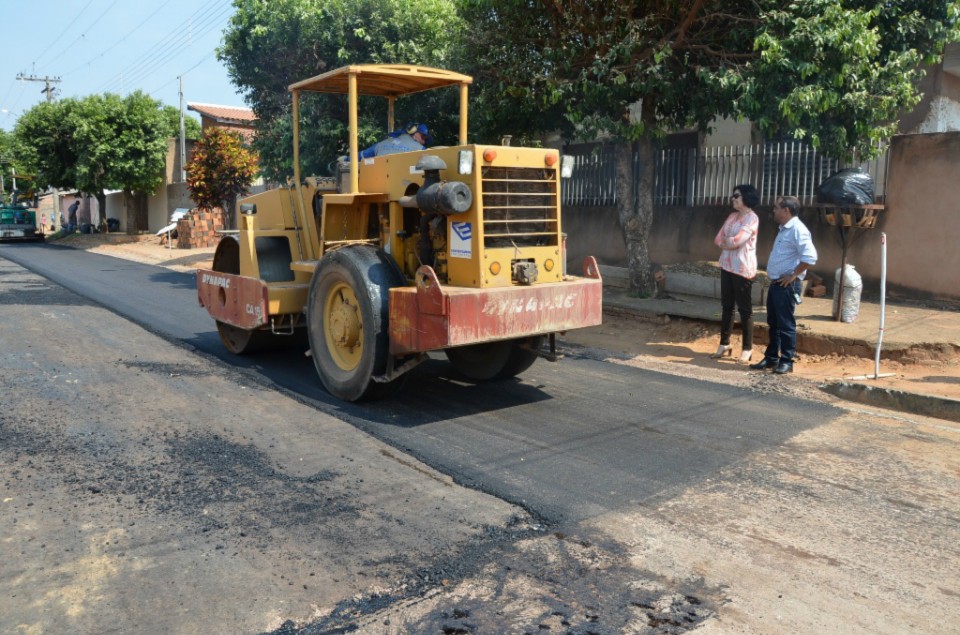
[186,127,258,228]
[219,0,464,181]
[15,91,180,233]
[463,0,960,295]
[71,93,125,222]
[13,99,81,190]
[0,129,30,203]
[745,0,960,162]
[463,0,760,295]
[110,92,172,232]
[160,105,202,141]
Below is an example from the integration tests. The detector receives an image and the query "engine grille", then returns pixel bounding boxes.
[481,167,559,248]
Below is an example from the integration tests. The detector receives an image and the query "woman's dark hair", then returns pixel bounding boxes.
[734,184,760,208]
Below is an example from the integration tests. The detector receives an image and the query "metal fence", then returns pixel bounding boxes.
[561,143,619,207]
[562,141,888,207]
[247,178,272,196]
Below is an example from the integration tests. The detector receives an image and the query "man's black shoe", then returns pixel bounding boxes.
[774,362,794,374]
[749,358,777,371]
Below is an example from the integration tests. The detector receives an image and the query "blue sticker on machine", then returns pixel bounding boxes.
[451,221,472,259]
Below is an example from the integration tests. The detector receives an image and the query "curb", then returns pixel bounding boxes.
[821,382,960,423]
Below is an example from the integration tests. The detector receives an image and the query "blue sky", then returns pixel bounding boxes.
[0,0,244,132]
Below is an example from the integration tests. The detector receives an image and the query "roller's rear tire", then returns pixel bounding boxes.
[216,322,273,354]
[445,336,544,381]
[496,335,544,379]
[444,341,512,381]
[212,235,274,355]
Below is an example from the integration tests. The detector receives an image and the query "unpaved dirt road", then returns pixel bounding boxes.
[2,254,959,634]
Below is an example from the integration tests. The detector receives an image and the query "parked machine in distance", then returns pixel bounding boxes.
[196,64,603,401]
[0,173,43,242]
[0,202,42,242]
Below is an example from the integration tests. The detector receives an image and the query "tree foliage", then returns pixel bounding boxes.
[464,1,761,141]
[463,0,763,294]
[744,0,960,162]
[219,0,464,181]
[186,127,258,228]
[71,93,125,197]
[109,92,172,199]
[161,105,203,141]
[462,0,960,294]
[13,99,81,190]
[0,129,32,203]
[14,91,185,232]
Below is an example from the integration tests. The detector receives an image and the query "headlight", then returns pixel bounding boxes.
[561,155,575,179]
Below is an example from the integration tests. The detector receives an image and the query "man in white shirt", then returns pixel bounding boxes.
[750,195,818,374]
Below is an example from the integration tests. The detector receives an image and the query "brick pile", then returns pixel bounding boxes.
[176,207,226,249]
[805,272,828,298]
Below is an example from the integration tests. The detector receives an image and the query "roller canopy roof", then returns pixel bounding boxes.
[288,64,473,97]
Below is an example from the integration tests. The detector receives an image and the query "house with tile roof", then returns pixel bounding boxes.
[187,103,256,143]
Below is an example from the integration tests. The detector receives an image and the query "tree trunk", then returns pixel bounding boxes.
[96,191,108,232]
[122,190,149,234]
[223,194,237,230]
[614,138,656,296]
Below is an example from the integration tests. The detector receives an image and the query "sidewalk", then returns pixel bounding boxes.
[606,289,960,362]
[602,288,960,422]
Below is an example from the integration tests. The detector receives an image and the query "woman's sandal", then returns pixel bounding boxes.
[710,344,733,359]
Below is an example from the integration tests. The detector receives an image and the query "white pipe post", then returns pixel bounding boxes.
[874,232,887,377]
[843,231,894,381]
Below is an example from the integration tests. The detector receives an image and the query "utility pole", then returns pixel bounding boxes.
[16,73,62,102]
[179,75,187,183]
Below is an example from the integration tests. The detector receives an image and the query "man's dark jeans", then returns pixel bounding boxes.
[763,281,801,364]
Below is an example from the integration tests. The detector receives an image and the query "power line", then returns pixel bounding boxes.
[100,0,227,90]
[110,4,231,93]
[96,0,228,93]
[0,80,17,110]
[147,49,217,98]
[41,0,125,71]
[5,0,236,127]
[31,0,98,69]
[118,4,231,91]
[61,0,176,77]
[6,81,31,121]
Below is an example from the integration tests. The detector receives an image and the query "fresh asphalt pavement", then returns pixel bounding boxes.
[1,242,838,524]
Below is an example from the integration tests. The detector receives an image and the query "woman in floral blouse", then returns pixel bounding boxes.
[712,184,760,364]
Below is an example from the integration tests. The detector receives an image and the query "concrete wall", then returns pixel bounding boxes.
[166,183,194,216]
[104,193,124,230]
[563,133,960,305]
[879,132,960,301]
[103,189,167,234]
[165,138,196,184]
[147,187,168,232]
[703,117,753,147]
[901,65,960,134]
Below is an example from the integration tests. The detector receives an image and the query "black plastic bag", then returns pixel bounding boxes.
[816,168,875,205]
